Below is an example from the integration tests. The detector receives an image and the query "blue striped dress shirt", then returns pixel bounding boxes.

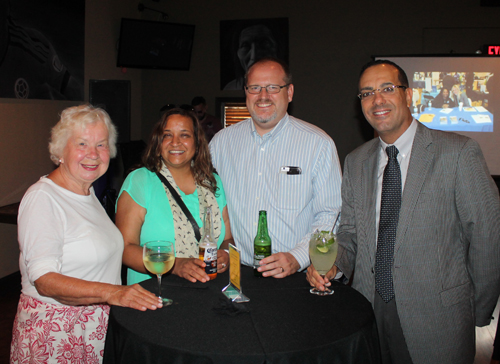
[210,114,342,271]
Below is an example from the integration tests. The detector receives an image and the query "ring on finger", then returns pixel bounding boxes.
[280,267,284,273]
[221,263,226,268]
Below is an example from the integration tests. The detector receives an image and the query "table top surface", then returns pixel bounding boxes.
[415,106,493,132]
[105,266,378,363]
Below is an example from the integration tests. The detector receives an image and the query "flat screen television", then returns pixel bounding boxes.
[117,18,195,70]
[375,55,500,175]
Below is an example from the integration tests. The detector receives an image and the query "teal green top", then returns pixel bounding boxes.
[118,167,227,285]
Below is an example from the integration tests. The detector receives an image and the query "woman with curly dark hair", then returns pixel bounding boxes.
[116,108,232,285]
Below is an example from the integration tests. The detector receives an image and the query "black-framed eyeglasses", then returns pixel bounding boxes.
[245,84,289,94]
[357,85,407,100]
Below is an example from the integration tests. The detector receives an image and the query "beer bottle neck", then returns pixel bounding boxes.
[203,207,214,241]
[256,215,270,239]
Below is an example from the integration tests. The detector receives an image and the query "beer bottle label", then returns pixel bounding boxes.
[254,254,265,266]
[204,247,217,275]
[203,247,217,261]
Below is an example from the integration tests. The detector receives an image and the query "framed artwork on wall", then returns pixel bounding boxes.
[0,0,84,100]
[220,18,288,91]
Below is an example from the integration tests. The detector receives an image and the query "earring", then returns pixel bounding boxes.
[59,159,63,164]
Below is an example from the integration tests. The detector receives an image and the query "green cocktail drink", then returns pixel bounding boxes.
[309,231,338,274]
[309,230,337,295]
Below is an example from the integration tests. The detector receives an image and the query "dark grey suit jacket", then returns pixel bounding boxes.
[336,122,500,364]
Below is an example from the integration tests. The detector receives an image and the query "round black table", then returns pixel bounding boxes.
[103,266,380,364]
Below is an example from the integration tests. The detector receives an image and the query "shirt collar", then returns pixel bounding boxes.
[250,113,290,140]
[379,118,418,158]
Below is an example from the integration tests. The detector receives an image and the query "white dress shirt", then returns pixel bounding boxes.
[375,119,418,240]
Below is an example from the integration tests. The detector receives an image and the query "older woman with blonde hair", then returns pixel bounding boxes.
[10,105,162,364]
[116,107,233,285]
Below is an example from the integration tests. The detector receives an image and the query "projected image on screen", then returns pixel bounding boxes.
[375,56,500,175]
[411,71,493,132]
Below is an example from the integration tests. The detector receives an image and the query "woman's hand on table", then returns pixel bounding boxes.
[306,264,337,292]
[34,272,162,310]
[106,284,163,311]
[172,257,210,283]
[217,249,229,273]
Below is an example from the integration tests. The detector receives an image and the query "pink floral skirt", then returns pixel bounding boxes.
[10,294,110,364]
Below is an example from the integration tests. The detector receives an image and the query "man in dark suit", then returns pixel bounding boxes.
[307,60,500,364]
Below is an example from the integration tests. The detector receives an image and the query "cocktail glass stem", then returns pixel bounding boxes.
[310,275,334,296]
[156,273,173,306]
[157,274,163,299]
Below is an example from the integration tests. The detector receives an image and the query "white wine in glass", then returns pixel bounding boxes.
[309,231,337,296]
[143,241,175,306]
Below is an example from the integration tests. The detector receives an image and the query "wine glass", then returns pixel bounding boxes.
[143,241,175,306]
[309,230,338,296]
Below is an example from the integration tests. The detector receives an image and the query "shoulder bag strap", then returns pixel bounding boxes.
[156,172,201,242]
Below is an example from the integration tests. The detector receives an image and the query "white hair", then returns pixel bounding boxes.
[49,104,118,165]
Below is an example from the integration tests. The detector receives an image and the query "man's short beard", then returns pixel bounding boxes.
[250,98,277,124]
[251,110,277,124]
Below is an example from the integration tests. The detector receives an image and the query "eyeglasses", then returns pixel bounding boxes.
[245,84,289,94]
[357,85,407,100]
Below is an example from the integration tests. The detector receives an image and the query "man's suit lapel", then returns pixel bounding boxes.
[395,123,434,253]
[362,140,379,263]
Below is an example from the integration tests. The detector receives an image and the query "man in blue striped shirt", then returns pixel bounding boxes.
[210,57,342,277]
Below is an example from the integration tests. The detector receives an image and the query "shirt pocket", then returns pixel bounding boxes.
[277,173,309,210]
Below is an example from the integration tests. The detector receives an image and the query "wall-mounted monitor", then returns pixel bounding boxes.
[375,55,500,175]
[117,18,195,70]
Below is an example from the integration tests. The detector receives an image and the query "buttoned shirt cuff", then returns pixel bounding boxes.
[333,266,348,284]
[289,249,309,272]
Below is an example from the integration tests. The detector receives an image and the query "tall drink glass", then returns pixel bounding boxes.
[309,231,337,296]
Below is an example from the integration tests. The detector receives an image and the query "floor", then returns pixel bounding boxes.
[0,271,498,363]
[476,301,499,364]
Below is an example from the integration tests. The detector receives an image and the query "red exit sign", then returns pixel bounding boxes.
[485,45,500,55]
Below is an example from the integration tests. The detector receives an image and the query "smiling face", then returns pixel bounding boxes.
[160,114,196,171]
[359,64,413,144]
[245,60,293,135]
[59,121,110,192]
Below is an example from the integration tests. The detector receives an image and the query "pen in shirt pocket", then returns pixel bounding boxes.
[279,166,302,175]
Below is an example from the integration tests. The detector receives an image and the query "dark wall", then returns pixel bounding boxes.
[137,0,500,167]
[0,0,141,279]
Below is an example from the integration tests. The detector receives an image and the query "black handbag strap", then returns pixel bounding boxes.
[156,172,201,241]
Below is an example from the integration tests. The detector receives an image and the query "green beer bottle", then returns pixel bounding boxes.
[254,210,272,277]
